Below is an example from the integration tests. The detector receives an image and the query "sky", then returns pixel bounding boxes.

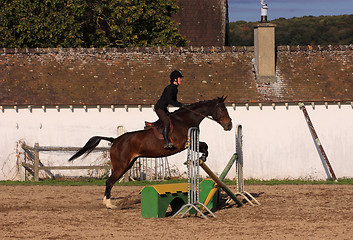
[228,0,353,22]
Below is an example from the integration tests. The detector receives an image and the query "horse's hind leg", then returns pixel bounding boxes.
[103,156,136,209]
[103,170,123,209]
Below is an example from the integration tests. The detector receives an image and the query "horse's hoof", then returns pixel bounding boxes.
[103,196,117,209]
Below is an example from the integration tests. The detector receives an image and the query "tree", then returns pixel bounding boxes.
[81,0,186,47]
[0,0,87,48]
[0,0,186,48]
[228,14,353,46]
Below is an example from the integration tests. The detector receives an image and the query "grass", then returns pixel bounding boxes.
[0,178,188,186]
[1,178,352,186]
[243,178,353,185]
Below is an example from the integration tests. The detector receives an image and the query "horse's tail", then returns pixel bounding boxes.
[68,136,115,162]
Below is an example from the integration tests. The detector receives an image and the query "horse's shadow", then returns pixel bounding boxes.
[95,197,125,201]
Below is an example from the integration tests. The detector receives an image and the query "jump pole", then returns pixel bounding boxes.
[202,153,238,207]
[200,159,243,207]
[299,103,337,181]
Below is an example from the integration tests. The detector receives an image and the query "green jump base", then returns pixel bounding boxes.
[140,180,218,218]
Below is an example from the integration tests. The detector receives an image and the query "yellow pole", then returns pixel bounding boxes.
[203,185,218,207]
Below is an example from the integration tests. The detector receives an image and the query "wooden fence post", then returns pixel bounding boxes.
[34,143,39,181]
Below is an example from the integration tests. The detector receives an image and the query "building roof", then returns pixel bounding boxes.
[0,45,352,107]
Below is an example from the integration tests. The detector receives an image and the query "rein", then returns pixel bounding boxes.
[183,105,220,124]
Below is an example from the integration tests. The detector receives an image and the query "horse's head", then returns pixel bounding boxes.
[210,96,233,131]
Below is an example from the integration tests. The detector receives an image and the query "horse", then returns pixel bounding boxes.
[68,96,232,209]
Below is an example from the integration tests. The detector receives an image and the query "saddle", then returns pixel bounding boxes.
[144,119,174,140]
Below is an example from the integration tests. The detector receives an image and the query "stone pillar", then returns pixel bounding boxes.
[254,23,276,82]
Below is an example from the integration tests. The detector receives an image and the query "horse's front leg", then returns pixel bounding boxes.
[199,141,208,162]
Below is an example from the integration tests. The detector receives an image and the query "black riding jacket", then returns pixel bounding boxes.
[155,83,182,111]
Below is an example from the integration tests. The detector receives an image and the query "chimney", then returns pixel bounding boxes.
[254,1,276,83]
[261,2,268,23]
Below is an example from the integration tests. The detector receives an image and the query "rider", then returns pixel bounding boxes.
[155,70,184,149]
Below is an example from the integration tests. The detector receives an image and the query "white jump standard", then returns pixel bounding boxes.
[172,127,215,219]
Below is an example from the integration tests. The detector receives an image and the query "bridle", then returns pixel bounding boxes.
[183,102,223,124]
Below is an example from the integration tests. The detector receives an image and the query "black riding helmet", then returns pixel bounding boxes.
[170,70,184,83]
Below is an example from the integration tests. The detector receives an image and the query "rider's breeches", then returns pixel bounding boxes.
[155,108,170,128]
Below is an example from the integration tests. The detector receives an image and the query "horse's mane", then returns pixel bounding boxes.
[170,98,219,116]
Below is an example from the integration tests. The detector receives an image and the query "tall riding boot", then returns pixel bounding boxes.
[163,127,174,149]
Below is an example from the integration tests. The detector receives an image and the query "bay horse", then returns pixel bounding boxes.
[69,96,232,209]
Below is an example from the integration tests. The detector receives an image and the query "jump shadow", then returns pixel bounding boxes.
[211,191,264,212]
[167,191,265,218]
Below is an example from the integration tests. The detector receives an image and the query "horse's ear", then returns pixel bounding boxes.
[219,96,227,102]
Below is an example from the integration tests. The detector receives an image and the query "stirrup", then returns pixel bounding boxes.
[164,142,174,149]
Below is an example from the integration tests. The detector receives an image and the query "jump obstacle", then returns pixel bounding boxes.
[140,127,218,218]
[140,125,256,218]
